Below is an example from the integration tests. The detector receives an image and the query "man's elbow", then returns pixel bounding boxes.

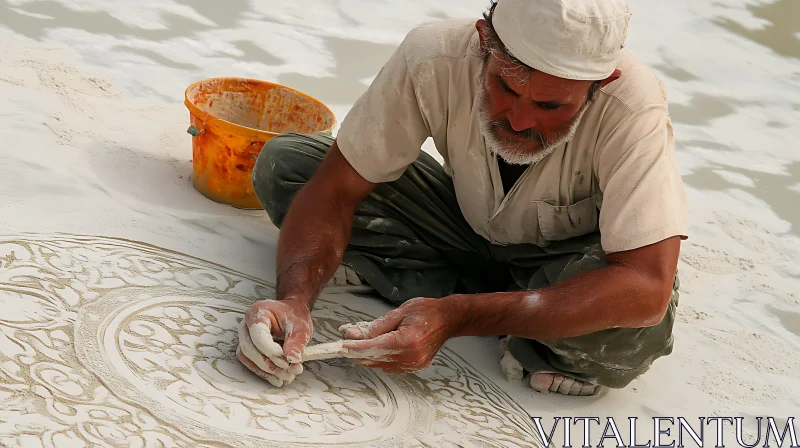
[638,275,675,327]
[608,236,681,328]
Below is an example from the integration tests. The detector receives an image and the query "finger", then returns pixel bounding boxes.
[338,322,370,340]
[237,347,283,388]
[263,357,296,383]
[339,310,404,340]
[288,363,303,376]
[238,321,295,382]
[237,347,285,387]
[353,357,393,367]
[248,321,291,370]
[239,323,293,382]
[281,315,312,364]
[245,305,279,335]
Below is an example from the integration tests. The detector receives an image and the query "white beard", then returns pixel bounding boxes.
[477,88,590,166]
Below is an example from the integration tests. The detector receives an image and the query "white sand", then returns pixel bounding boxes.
[1,0,798,445]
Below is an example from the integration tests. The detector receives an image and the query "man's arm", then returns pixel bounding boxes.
[275,140,377,311]
[341,236,680,373]
[238,141,376,383]
[240,25,438,383]
[449,236,680,339]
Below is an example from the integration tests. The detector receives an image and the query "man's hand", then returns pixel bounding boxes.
[238,141,376,386]
[340,297,460,374]
[237,299,312,387]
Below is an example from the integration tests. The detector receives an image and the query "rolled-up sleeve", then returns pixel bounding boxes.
[595,106,688,253]
[335,31,434,184]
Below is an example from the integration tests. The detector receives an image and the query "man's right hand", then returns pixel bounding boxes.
[237,141,377,387]
[236,299,313,387]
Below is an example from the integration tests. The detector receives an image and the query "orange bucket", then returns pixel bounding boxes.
[184,77,337,209]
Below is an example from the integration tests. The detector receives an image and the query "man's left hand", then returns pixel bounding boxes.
[340,297,461,374]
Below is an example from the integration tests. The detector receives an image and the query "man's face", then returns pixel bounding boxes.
[477,52,596,165]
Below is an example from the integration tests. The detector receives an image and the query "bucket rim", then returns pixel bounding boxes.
[183,77,337,141]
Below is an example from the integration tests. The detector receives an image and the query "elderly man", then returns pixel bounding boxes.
[237,0,687,396]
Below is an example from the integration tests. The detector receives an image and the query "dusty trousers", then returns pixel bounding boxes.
[252,133,679,389]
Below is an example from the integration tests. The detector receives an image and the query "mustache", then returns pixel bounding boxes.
[487,119,548,146]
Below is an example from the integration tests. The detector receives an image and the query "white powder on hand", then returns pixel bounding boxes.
[249,322,290,370]
[338,321,375,339]
[238,321,285,387]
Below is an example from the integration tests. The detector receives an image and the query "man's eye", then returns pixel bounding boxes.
[537,102,562,111]
[497,77,517,96]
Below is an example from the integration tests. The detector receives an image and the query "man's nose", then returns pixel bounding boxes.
[507,100,538,132]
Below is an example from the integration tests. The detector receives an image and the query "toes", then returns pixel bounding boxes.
[529,373,555,393]
[557,377,575,395]
[528,372,602,397]
[585,384,606,396]
[568,380,583,396]
[579,383,598,396]
[549,374,565,393]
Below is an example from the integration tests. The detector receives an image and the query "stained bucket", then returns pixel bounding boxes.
[184,77,337,209]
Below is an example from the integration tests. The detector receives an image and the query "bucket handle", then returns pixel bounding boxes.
[187,125,203,136]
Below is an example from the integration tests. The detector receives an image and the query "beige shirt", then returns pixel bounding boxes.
[336,19,688,253]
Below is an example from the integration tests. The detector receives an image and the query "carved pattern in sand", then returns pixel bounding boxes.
[0,235,542,447]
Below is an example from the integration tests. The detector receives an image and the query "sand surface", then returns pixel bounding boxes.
[1,0,798,445]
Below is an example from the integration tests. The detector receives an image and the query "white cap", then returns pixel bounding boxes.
[492,0,631,80]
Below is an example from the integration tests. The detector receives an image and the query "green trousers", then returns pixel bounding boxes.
[252,133,678,389]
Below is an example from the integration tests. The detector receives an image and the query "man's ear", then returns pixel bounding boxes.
[476,19,489,52]
[600,69,622,88]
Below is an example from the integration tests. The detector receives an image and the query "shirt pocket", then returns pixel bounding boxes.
[535,196,599,242]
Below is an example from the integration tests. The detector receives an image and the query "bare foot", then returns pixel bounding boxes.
[529,373,604,396]
[499,337,525,382]
[324,264,373,293]
[497,337,605,396]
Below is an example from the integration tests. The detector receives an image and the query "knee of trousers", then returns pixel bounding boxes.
[550,293,678,389]
[251,134,325,228]
[509,291,679,389]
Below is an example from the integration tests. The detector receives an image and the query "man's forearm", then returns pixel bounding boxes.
[275,185,354,310]
[447,263,675,340]
[273,141,377,311]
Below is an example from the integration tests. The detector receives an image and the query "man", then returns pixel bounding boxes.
[237,0,688,396]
